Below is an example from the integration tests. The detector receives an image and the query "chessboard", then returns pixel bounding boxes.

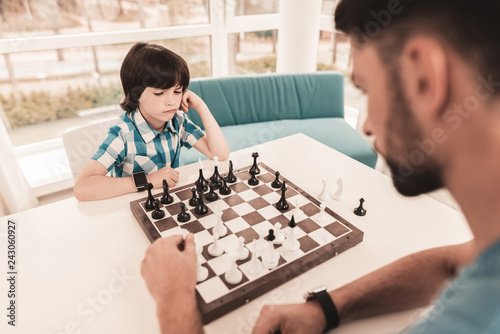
[130,161,364,324]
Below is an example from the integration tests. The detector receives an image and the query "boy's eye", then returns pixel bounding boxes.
[153,92,163,96]
[174,90,182,94]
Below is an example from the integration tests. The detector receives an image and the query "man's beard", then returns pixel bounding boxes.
[384,73,443,197]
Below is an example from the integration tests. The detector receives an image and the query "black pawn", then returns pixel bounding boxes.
[276,181,289,211]
[177,202,191,223]
[144,183,155,210]
[354,198,367,216]
[288,215,297,228]
[219,177,232,195]
[226,160,237,183]
[249,152,260,175]
[210,165,223,190]
[248,169,260,186]
[195,190,208,215]
[195,168,208,192]
[161,179,174,205]
[188,188,198,207]
[271,171,282,189]
[205,183,219,201]
[151,199,165,220]
[266,229,276,242]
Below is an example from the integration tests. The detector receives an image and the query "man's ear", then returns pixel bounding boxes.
[399,36,449,122]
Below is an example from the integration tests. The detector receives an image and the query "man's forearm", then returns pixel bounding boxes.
[156,297,204,334]
[331,242,475,324]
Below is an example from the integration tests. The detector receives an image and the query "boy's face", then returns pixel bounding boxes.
[138,85,183,132]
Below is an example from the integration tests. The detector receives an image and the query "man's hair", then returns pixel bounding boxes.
[335,0,500,86]
[119,42,190,112]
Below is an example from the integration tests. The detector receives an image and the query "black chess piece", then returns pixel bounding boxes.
[249,152,260,175]
[219,177,232,195]
[288,215,297,228]
[266,229,276,242]
[161,179,174,205]
[144,183,155,210]
[195,190,208,215]
[271,171,282,189]
[210,165,223,190]
[188,188,198,207]
[151,199,165,219]
[354,198,367,216]
[205,183,219,201]
[195,168,209,192]
[248,169,260,186]
[226,160,237,183]
[276,181,289,211]
[177,202,191,223]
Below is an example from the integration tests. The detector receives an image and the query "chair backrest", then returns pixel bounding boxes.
[62,117,117,180]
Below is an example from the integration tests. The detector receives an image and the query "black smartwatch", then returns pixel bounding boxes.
[304,287,340,332]
[132,171,148,192]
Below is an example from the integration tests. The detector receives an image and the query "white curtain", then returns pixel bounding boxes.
[0,119,38,216]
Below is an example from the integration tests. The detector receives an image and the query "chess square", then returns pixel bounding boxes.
[257,205,282,220]
[257,173,275,183]
[283,226,307,239]
[297,235,320,253]
[251,221,275,235]
[197,215,217,230]
[269,215,290,226]
[219,271,250,290]
[219,234,240,252]
[205,253,231,275]
[262,191,281,204]
[230,182,250,193]
[324,222,351,237]
[196,277,230,304]
[252,184,274,196]
[193,230,213,247]
[238,189,260,202]
[286,187,299,198]
[225,217,251,233]
[235,227,260,244]
[221,208,239,222]
[241,211,266,226]
[160,226,183,238]
[223,194,245,206]
[197,262,217,281]
[298,218,321,234]
[236,171,252,181]
[154,216,178,232]
[182,220,205,234]
[176,188,194,201]
[166,203,183,216]
[206,200,230,213]
[308,228,336,246]
[232,202,255,216]
[248,197,269,210]
[300,203,320,216]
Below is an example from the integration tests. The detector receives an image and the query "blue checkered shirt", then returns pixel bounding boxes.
[92,109,205,176]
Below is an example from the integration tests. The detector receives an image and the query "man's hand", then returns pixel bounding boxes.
[149,166,179,188]
[180,90,205,113]
[252,302,326,334]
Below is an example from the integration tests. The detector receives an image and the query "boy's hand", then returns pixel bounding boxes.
[180,90,205,113]
[149,166,179,189]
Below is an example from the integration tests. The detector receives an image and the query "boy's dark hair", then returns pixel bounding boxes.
[119,42,190,112]
[334,0,500,90]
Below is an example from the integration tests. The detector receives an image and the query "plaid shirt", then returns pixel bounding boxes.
[92,109,205,177]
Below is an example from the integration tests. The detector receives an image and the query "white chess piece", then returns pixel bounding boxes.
[314,203,329,223]
[225,251,243,284]
[255,231,269,257]
[198,157,204,170]
[318,178,328,201]
[208,233,224,257]
[196,244,209,282]
[332,178,344,201]
[213,156,219,166]
[272,223,285,245]
[248,239,264,275]
[262,242,280,269]
[282,226,300,255]
[293,199,305,220]
[212,209,227,237]
[236,236,249,260]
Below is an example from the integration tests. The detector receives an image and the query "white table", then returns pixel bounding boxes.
[0,133,472,334]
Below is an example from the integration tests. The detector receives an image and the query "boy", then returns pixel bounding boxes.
[74,42,229,201]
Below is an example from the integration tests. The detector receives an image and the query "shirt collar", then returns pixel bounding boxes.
[131,110,178,143]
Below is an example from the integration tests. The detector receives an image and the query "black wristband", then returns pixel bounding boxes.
[305,288,340,332]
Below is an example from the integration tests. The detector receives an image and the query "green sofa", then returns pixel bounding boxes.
[181,72,377,168]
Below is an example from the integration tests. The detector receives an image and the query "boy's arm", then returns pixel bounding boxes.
[181,90,230,161]
[252,241,477,334]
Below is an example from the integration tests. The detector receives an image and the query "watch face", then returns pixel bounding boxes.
[133,172,148,188]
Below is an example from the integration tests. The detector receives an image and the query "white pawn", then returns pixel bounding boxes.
[315,203,329,223]
[255,231,269,257]
[213,209,227,237]
[236,236,249,260]
[198,157,204,170]
[208,233,224,257]
[248,239,264,275]
[196,244,209,282]
[283,226,300,255]
[318,178,328,201]
[332,178,344,201]
[225,251,243,284]
[262,242,280,269]
[272,223,285,245]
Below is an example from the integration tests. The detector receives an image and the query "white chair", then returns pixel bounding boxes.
[62,117,117,180]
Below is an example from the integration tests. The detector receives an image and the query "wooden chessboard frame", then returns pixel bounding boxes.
[130,162,364,324]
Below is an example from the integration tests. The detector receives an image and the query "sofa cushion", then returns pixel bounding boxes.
[179,118,377,168]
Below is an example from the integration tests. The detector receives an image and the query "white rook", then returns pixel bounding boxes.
[277,0,322,73]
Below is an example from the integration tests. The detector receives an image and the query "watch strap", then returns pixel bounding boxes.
[307,289,339,332]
